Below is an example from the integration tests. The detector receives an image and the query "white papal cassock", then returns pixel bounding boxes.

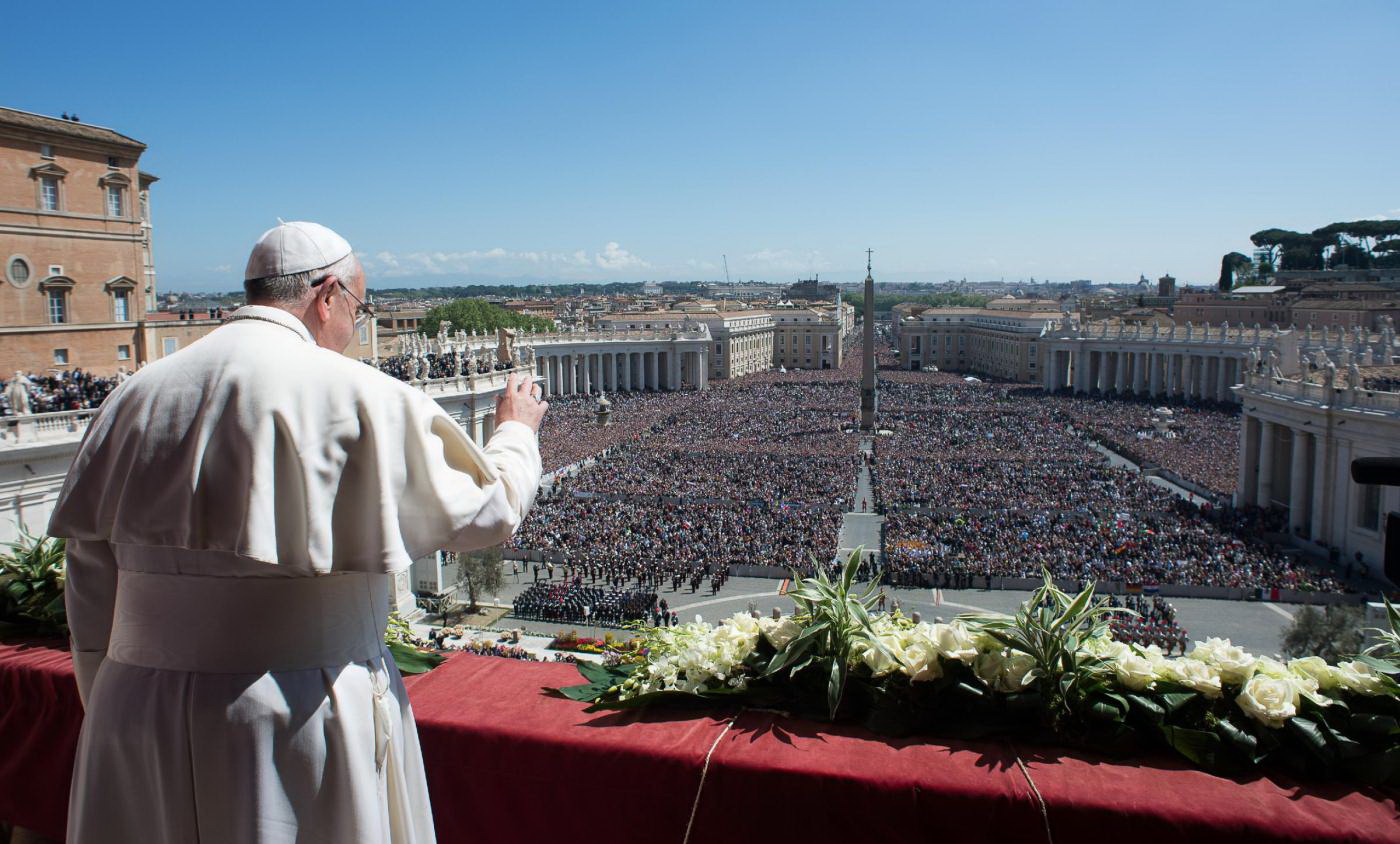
[48,305,542,844]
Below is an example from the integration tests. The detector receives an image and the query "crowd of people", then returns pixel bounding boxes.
[1042,391,1240,496]
[876,375,1343,592]
[1106,594,1190,654]
[1,369,122,415]
[510,582,659,627]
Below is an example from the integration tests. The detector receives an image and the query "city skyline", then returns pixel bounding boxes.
[5,1,1397,292]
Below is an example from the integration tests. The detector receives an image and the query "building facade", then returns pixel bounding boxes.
[0,108,157,375]
[695,311,774,380]
[895,303,1061,381]
[1235,369,1399,578]
[769,307,844,370]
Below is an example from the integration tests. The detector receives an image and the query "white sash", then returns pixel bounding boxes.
[106,569,390,673]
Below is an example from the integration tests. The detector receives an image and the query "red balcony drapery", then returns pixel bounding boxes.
[2,640,1398,843]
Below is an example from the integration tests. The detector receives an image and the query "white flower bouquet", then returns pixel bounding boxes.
[555,553,1400,786]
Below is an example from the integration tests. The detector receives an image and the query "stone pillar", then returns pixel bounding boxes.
[646,352,658,391]
[1165,354,1178,398]
[670,350,682,390]
[1112,351,1125,393]
[471,412,485,446]
[1215,356,1228,402]
[539,357,551,397]
[1289,429,1311,536]
[1310,429,1331,544]
[1257,420,1276,507]
[1132,352,1146,395]
[1073,349,1089,394]
[1149,353,1163,397]
[698,351,708,389]
[1237,415,1260,507]
[482,411,496,442]
[623,353,633,391]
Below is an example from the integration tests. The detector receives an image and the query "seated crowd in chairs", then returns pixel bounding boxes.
[511,583,658,627]
[1107,594,1189,654]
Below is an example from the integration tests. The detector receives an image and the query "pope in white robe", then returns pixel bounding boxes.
[47,222,547,843]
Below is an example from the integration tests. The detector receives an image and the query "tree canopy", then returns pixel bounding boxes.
[1218,252,1252,291]
[1248,220,1400,273]
[419,299,554,338]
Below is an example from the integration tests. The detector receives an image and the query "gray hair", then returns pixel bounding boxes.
[244,253,360,305]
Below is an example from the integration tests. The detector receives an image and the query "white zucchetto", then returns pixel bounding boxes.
[244,220,353,280]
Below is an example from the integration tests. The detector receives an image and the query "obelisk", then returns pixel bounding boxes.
[860,248,877,430]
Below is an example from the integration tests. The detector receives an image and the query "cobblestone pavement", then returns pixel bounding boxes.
[481,571,1299,655]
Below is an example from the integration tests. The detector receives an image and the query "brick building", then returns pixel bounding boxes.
[0,107,157,375]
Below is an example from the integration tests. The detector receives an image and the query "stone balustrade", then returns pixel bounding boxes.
[0,408,98,449]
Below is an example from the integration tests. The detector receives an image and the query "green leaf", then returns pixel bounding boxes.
[1161,725,1223,768]
[1125,693,1166,723]
[827,657,847,720]
[1214,718,1262,762]
[1285,716,1336,768]
[386,640,446,675]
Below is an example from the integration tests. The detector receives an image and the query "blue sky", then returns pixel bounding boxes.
[6,1,1397,291]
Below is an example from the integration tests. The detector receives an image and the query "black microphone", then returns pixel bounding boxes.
[1351,457,1400,487]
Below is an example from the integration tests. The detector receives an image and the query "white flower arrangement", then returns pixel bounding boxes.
[560,566,1400,786]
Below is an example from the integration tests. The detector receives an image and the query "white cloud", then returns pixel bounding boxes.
[595,241,649,270]
[357,242,651,279]
[741,248,830,274]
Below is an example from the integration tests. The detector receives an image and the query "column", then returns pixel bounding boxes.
[1310,429,1331,544]
[1236,415,1260,507]
[1133,351,1147,395]
[1215,356,1228,403]
[1149,353,1163,397]
[646,352,658,391]
[1165,354,1178,398]
[539,357,551,397]
[482,411,496,442]
[1257,420,1276,507]
[669,350,681,390]
[1289,429,1311,536]
[698,351,708,389]
[1114,351,1127,393]
[623,353,632,391]
[471,412,485,447]
[1073,349,1089,394]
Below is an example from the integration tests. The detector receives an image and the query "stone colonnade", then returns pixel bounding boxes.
[1041,346,1245,404]
[534,348,708,398]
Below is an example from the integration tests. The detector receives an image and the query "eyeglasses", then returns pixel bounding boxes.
[312,275,376,328]
[337,280,376,329]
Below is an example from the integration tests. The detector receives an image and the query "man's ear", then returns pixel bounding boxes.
[315,275,339,319]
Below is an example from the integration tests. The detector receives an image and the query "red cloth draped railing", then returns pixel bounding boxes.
[2,640,1398,843]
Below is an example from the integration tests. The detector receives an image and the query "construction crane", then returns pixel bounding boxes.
[722,254,731,286]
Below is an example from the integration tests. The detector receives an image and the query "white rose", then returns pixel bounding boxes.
[1288,657,1340,692]
[1191,637,1256,686]
[897,638,944,682]
[975,649,1039,693]
[1157,657,1223,698]
[1112,650,1158,691]
[1236,674,1299,728]
[723,612,761,637]
[1333,660,1391,697]
[926,621,979,665]
[861,641,900,677]
[758,616,803,650]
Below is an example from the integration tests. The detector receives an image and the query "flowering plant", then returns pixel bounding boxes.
[556,561,1400,785]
